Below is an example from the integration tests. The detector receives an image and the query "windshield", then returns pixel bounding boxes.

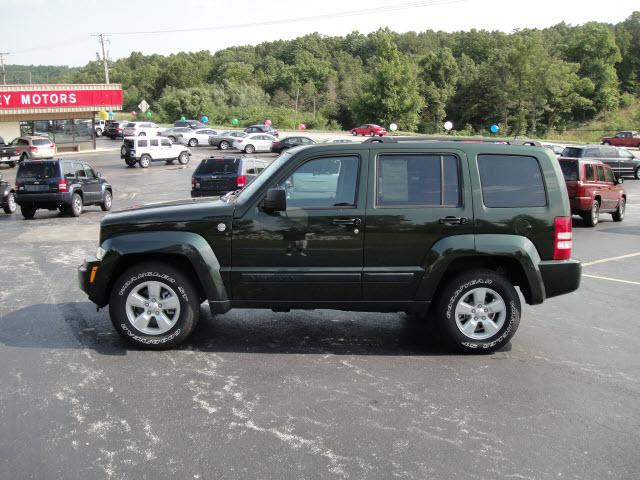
[235,152,293,202]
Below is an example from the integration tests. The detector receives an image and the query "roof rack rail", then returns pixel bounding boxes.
[363,136,542,147]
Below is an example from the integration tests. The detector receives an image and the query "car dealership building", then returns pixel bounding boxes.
[0,84,122,151]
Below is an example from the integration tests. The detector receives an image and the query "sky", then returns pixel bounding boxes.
[3,0,639,67]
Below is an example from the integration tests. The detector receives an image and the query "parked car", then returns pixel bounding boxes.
[244,124,279,137]
[351,124,387,137]
[0,136,19,167]
[174,119,207,129]
[560,145,640,179]
[232,133,277,153]
[120,136,191,168]
[159,127,192,143]
[208,131,247,150]
[122,122,161,137]
[1,174,16,214]
[94,119,106,137]
[10,136,56,161]
[320,137,356,144]
[15,159,112,218]
[270,136,316,153]
[179,128,219,147]
[79,138,580,352]
[601,131,640,148]
[104,121,125,140]
[542,143,564,157]
[191,156,269,197]
[559,158,626,226]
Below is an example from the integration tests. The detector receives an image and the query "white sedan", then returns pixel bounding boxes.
[233,133,276,153]
[179,128,218,147]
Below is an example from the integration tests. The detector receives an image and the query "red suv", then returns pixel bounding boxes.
[351,124,387,137]
[559,158,626,227]
[601,131,640,148]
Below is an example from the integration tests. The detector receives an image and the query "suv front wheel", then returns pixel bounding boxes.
[109,262,200,349]
[436,269,521,353]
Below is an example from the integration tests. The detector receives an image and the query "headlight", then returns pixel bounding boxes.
[96,246,106,261]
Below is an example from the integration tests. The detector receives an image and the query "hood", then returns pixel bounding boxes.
[101,197,235,229]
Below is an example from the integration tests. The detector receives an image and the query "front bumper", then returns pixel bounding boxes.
[78,256,108,307]
[539,259,582,299]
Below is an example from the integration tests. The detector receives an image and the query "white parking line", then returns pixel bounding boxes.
[582,252,640,267]
[583,274,640,286]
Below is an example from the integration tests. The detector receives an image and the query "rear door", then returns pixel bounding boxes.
[617,149,637,177]
[148,138,160,159]
[363,147,473,301]
[159,138,173,159]
[82,164,101,203]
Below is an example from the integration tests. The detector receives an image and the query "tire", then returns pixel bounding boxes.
[435,269,521,353]
[125,157,137,167]
[352,131,357,136]
[168,136,176,143]
[612,197,625,222]
[108,262,200,349]
[188,138,198,147]
[582,200,600,227]
[96,128,103,137]
[20,153,28,162]
[370,131,375,137]
[244,144,255,154]
[101,190,113,211]
[70,193,83,217]
[120,145,127,156]
[139,132,146,137]
[178,152,190,165]
[634,167,640,180]
[21,205,35,219]
[8,161,16,168]
[3,192,16,214]
[139,154,151,168]
[219,140,229,150]
[602,141,610,145]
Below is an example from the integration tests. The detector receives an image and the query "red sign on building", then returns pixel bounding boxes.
[0,88,123,109]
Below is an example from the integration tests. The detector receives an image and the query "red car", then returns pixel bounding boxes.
[351,124,387,137]
[601,131,640,148]
[559,157,626,227]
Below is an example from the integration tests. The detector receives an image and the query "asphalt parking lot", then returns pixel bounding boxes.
[0,140,639,479]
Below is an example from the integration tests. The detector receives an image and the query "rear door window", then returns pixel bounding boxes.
[62,162,76,178]
[478,154,546,208]
[161,139,171,147]
[604,167,615,183]
[597,165,606,182]
[584,163,595,181]
[149,139,159,147]
[75,163,87,178]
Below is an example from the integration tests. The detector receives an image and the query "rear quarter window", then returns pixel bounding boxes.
[559,160,578,181]
[478,154,546,208]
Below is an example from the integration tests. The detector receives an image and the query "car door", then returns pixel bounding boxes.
[83,164,101,203]
[148,138,160,159]
[231,151,367,302]
[598,146,619,173]
[603,166,620,210]
[159,138,173,159]
[595,164,614,210]
[617,148,637,177]
[363,148,474,301]
[73,162,90,202]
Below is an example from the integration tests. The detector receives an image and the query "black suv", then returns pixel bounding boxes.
[104,121,124,140]
[16,159,113,218]
[1,174,16,214]
[561,145,640,179]
[191,156,269,197]
[79,138,581,352]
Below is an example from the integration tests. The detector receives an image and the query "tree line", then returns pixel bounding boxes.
[29,13,640,134]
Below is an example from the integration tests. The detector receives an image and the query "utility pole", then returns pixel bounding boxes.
[96,34,110,84]
[0,52,9,85]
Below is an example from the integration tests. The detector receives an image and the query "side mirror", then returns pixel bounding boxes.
[616,177,624,184]
[263,188,286,212]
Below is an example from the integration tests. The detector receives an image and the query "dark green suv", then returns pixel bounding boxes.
[78,138,581,352]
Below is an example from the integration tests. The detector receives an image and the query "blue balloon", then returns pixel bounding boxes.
[108,111,114,119]
[201,115,209,123]
[490,124,500,134]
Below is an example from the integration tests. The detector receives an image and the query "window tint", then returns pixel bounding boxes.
[161,139,171,146]
[562,147,582,158]
[62,163,76,178]
[150,139,159,147]
[584,163,595,181]
[84,166,96,179]
[560,160,578,181]
[75,163,87,178]
[17,162,59,180]
[195,158,239,175]
[597,165,606,182]
[604,167,615,182]
[377,154,460,207]
[138,139,148,147]
[478,155,546,208]
[279,156,360,209]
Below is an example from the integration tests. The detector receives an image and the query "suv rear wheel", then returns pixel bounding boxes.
[139,154,151,168]
[109,262,200,349]
[583,200,600,227]
[21,205,35,219]
[612,198,625,222]
[178,152,190,165]
[70,193,83,217]
[436,269,520,353]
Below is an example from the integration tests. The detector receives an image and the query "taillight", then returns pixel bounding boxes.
[28,146,38,152]
[553,216,572,260]
[191,177,197,189]
[236,175,247,188]
[51,143,56,150]
[58,179,68,192]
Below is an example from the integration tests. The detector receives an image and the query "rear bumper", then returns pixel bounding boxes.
[539,259,582,300]
[570,196,592,212]
[16,192,72,206]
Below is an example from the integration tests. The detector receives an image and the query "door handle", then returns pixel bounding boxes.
[332,218,362,226]
[438,216,469,225]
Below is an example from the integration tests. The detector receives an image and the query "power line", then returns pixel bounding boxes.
[0,52,8,84]
[103,0,469,36]
[94,33,111,84]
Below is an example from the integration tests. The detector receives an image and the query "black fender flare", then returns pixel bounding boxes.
[92,231,229,308]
